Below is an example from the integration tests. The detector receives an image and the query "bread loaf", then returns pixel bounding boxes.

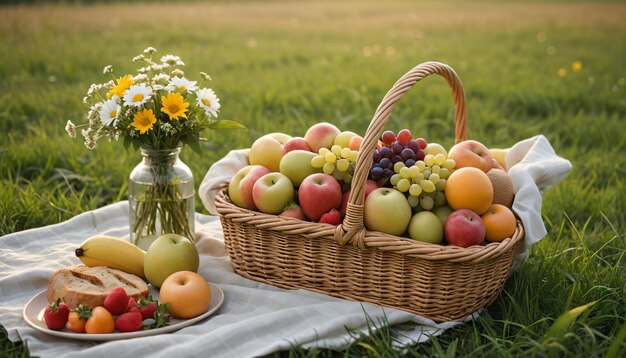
[47,265,148,309]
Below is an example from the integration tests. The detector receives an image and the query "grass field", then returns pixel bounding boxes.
[1,0,625,356]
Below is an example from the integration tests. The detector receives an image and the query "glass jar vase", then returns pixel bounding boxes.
[128,147,195,250]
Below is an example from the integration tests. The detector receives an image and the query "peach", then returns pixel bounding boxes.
[445,167,494,215]
[448,140,495,173]
[304,122,340,152]
[481,204,517,242]
[348,135,363,151]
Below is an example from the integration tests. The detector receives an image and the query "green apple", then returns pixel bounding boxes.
[144,234,199,288]
[248,132,292,172]
[279,150,322,187]
[432,205,453,225]
[252,172,295,214]
[424,143,448,157]
[408,211,444,244]
[333,131,358,148]
[364,188,412,236]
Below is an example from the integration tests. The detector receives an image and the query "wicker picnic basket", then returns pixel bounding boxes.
[215,61,524,322]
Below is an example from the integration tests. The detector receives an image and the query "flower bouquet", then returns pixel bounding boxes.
[67,47,244,249]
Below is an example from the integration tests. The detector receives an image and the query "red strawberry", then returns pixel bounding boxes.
[44,298,70,330]
[138,298,157,320]
[115,311,143,332]
[104,287,129,316]
[319,209,341,225]
[126,297,137,313]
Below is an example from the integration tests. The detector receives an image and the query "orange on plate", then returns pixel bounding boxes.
[445,167,494,215]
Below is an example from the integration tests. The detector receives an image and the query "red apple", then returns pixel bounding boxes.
[282,137,312,154]
[339,180,379,217]
[444,209,486,248]
[228,165,272,210]
[304,122,340,152]
[448,140,495,173]
[298,173,343,222]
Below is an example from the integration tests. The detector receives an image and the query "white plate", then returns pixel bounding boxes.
[23,283,224,341]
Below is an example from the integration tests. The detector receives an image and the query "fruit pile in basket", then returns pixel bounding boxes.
[229,122,517,248]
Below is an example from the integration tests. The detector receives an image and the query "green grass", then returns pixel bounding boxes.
[1,1,625,356]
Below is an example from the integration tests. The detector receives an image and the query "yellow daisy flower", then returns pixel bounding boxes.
[108,74,134,99]
[130,108,156,134]
[161,92,189,121]
[572,61,582,73]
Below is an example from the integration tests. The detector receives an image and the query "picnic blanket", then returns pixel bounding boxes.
[0,134,570,358]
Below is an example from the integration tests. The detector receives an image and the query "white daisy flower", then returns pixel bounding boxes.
[99,99,121,126]
[123,83,152,107]
[161,54,181,65]
[196,88,220,117]
[102,65,113,74]
[143,47,157,54]
[166,76,197,92]
[132,54,145,62]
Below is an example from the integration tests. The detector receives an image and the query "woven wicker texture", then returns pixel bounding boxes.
[216,62,524,322]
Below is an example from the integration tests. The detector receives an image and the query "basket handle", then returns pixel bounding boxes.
[337,62,467,248]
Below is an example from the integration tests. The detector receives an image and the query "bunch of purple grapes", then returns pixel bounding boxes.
[369,129,428,183]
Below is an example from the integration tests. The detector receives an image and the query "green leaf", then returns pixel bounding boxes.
[542,301,597,343]
[123,135,131,151]
[607,318,626,358]
[207,119,246,130]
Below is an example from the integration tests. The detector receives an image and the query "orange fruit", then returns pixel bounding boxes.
[445,167,493,215]
[481,204,517,242]
[159,271,212,319]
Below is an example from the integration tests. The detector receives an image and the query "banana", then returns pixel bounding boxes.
[75,235,146,278]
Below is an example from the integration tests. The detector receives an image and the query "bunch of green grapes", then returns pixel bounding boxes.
[389,153,456,211]
[311,145,359,183]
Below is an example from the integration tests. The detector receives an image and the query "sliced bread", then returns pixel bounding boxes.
[47,265,148,309]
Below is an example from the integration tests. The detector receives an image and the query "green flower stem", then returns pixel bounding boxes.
[131,149,193,245]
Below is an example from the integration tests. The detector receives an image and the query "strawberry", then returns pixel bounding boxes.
[138,297,158,320]
[126,297,137,313]
[115,311,143,332]
[44,298,70,330]
[104,287,129,316]
[319,209,341,225]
